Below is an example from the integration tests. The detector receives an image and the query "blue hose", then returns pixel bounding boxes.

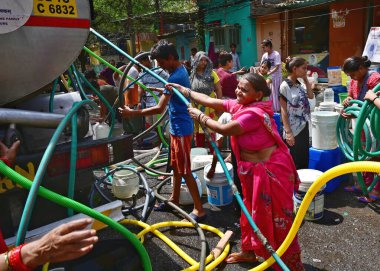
[76,70,115,138]
[90,28,290,271]
[49,78,59,113]
[70,64,92,101]
[67,66,86,100]
[68,111,78,217]
[16,100,97,245]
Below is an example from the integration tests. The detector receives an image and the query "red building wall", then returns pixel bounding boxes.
[329,1,366,66]
[374,0,380,25]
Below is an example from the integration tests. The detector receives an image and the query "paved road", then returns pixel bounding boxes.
[96,169,380,271]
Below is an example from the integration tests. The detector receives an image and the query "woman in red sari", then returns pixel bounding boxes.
[342,56,380,202]
[342,56,380,106]
[167,73,304,270]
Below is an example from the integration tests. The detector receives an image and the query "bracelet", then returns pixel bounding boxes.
[3,252,10,271]
[201,114,209,125]
[8,244,33,271]
[372,96,379,103]
[186,88,192,99]
[0,157,12,168]
[197,113,203,122]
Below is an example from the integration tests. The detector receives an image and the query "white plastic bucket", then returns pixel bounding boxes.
[311,111,339,150]
[191,155,214,195]
[294,169,325,221]
[112,170,140,199]
[318,102,336,112]
[335,103,344,114]
[204,162,233,206]
[177,172,203,205]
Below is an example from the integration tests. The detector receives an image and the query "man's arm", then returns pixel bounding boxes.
[119,92,170,117]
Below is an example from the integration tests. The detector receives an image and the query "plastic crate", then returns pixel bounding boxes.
[309,147,346,192]
[273,113,282,135]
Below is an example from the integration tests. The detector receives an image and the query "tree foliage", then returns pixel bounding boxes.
[92,0,197,34]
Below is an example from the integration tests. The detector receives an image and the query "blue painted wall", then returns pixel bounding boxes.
[202,1,257,68]
[175,31,196,62]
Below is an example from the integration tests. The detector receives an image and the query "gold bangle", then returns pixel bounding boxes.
[4,251,10,271]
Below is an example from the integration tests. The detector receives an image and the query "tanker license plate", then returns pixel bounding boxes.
[33,0,78,18]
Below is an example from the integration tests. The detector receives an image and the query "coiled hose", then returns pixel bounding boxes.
[4,159,380,270]
[92,165,155,222]
[337,82,380,195]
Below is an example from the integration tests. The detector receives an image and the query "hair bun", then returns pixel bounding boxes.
[362,55,372,67]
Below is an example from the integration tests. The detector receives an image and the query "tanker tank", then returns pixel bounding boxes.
[0,0,91,105]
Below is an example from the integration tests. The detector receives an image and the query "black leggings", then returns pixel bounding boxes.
[286,123,309,170]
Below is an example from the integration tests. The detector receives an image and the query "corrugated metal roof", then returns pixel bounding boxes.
[251,0,334,16]
[273,0,334,8]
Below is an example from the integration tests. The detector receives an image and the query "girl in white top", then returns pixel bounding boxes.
[280,57,314,169]
[261,39,282,112]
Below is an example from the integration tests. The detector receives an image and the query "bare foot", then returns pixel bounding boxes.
[225,251,257,264]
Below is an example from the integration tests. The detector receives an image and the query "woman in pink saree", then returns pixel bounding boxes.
[167,73,304,270]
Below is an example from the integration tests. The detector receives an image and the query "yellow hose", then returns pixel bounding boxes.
[120,219,230,271]
[27,162,380,271]
[250,161,380,271]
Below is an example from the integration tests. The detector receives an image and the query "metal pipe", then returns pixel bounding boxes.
[0,108,65,128]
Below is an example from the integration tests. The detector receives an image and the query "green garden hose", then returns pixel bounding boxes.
[68,111,78,217]
[336,82,380,196]
[16,100,96,245]
[0,161,152,271]
[49,78,59,113]
[83,46,169,147]
[70,65,91,102]
[76,70,115,138]
[91,27,290,270]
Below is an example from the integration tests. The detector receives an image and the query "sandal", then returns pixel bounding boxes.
[153,202,170,212]
[358,194,380,203]
[186,212,207,223]
[225,252,257,264]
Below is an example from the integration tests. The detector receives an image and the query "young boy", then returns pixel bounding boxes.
[118,40,206,222]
